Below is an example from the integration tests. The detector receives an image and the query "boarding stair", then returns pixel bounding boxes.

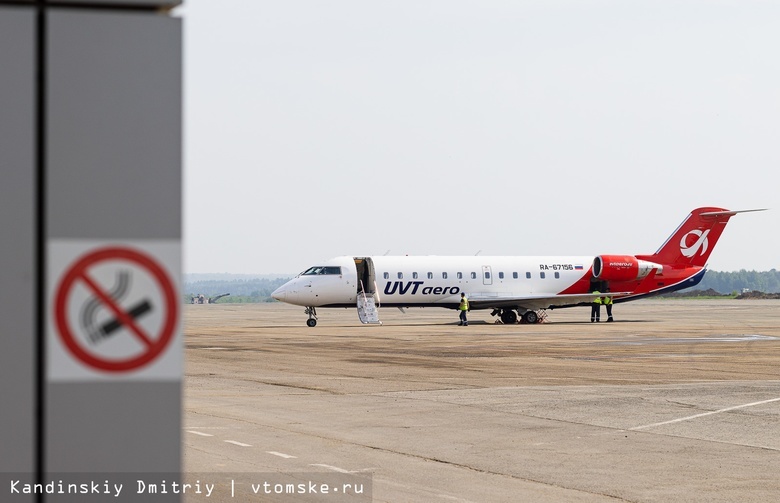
[357,281,381,325]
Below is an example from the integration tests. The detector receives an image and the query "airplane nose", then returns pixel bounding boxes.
[271,285,287,301]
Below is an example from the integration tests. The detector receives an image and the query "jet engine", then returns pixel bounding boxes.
[592,255,664,281]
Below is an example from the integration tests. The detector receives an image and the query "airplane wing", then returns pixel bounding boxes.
[464,292,631,311]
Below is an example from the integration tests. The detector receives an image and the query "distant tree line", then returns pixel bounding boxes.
[690,269,780,295]
[183,277,291,303]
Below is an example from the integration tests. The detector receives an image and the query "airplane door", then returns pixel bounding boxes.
[482,265,493,285]
[354,257,376,295]
[354,257,381,324]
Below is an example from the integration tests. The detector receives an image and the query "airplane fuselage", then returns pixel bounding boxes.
[272,208,759,326]
[273,255,703,310]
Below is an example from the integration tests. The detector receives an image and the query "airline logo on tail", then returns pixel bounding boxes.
[639,207,766,268]
[680,229,710,258]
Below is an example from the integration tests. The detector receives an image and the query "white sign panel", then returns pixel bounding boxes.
[48,239,181,381]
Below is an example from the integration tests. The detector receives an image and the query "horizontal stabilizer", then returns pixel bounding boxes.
[699,208,768,218]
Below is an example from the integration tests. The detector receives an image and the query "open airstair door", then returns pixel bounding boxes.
[354,257,381,325]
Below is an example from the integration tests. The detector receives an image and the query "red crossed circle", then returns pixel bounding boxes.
[54,246,178,372]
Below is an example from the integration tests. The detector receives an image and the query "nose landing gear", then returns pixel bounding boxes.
[305,307,317,327]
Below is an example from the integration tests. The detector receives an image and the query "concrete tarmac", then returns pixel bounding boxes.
[183,299,780,502]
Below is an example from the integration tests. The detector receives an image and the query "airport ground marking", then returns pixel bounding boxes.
[224,440,252,447]
[310,464,352,474]
[436,494,477,503]
[376,477,478,503]
[630,396,780,431]
[187,430,214,437]
[267,451,296,459]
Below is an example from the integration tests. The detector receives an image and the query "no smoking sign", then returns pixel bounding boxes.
[48,240,181,380]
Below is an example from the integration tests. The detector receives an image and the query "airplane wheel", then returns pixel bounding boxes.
[306,318,317,327]
[523,311,538,324]
[500,310,518,324]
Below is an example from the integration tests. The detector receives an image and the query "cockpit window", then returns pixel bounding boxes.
[301,266,342,275]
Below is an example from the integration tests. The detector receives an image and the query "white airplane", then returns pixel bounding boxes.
[271,207,764,326]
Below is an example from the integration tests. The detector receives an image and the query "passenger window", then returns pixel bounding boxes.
[398,272,403,279]
[498,272,504,279]
[442,272,448,279]
[485,272,491,279]
[427,272,433,279]
[540,272,546,279]
[383,272,389,280]
[471,272,477,279]
[513,272,518,279]
[554,272,560,279]
[457,272,463,279]
[413,272,418,279]
[525,272,531,279]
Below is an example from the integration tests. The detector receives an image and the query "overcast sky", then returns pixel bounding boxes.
[180,1,778,274]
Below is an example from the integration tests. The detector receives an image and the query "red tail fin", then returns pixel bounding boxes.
[638,207,740,267]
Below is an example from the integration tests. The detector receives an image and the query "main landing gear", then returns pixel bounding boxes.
[500,309,518,324]
[305,307,318,327]
[522,310,539,324]
[491,308,541,324]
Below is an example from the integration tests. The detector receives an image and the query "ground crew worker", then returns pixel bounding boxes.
[603,292,614,322]
[591,290,602,322]
[458,292,469,326]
